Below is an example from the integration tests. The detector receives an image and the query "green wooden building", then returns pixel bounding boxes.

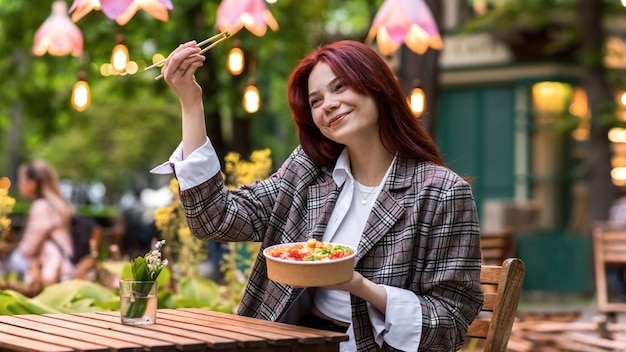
[433,31,626,294]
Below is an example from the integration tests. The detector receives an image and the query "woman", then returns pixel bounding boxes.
[152,40,483,351]
[4,160,75,286]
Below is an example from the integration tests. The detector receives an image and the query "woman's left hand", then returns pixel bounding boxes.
[324,271,364,293]
[323,271,388,314]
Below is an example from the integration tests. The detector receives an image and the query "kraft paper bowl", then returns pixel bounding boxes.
[263,242,357,287]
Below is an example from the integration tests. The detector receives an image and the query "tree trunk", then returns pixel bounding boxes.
[5,100,22,185]
[579,0,617,225]
[398,0,442,137]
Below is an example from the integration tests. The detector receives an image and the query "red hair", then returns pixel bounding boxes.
[287,40,445,167]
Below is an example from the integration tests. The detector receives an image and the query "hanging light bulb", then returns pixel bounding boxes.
[228,46,245,75]
[243,83,260,114]
[71,71,91,112]
[111,35,129,73]
[409,87,425,116]
[111,44,129,72]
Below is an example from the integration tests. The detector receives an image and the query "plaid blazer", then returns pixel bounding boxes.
[179,146,483,351]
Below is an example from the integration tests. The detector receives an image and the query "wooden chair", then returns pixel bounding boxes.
[466,257,525,352]
[480,228,515,266]
[593,225,626,313]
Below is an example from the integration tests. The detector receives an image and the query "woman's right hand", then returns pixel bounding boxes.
[162,41,209,159]
[161,41,206,108]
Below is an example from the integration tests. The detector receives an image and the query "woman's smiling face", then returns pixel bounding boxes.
[307,62,379,146]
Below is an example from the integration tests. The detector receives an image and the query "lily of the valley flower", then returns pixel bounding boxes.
[132,239,168,281]
[33,1,83,57]
[122,240,167,321]
[366,0,443,56]
[69,0,173,25]
[216,0,279,37]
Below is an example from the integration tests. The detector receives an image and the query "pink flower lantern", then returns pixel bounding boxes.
[68,0,101,22]
[113,0,173,26]
[33,1,83,57]
[69,0,173,25]
[366,0,443,56]
[216,0,279,37]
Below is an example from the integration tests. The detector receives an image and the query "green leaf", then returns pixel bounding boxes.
[32,280,116,313]
[172,296,208,308]
[151,267,163,280]
[67,298,99,312]
[0,292,20,315]
[159,290,177,309]
[178,277,220,303]
[131,256,149,281]
[96,298,121,311]
[0,290,58,315]
[7,302,30,315]
[156,267,171,288]
[101,261,127,279]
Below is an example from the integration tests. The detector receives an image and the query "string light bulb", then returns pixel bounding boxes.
[71,71,91,112]
[111,44,129,72]
[409,87,425,116]
[111,35,129,73]
[227,46,245,75]
[243,83,260,114]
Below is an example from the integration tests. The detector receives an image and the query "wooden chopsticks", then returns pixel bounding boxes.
[147,31,231,80]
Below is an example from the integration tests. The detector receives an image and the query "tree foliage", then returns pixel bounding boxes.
[0,0,380,201]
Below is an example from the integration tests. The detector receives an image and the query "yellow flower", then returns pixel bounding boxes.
[223,149,272,189]
[152,149,272,282]
[0,178,16,242]
[167,178,179,194]
[0,218,11,231]
[177,226,192,242]
[153,206,172,230]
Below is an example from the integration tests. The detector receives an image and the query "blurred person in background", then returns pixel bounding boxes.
[0,160,75,286]
[118,188,158,259]
[609,192,626,227]
[606,190,626,302]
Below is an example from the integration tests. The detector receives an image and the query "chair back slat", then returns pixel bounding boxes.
[466,257,525,352]
[593,226,626,312]
[466,318,490,338]
[480,229,515,266]
[482,292,497,311]
[480,266,502,284]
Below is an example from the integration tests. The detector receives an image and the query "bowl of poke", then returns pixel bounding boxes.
[263,239,357,287]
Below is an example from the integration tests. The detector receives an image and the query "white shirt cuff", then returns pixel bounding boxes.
[150,137,221,191]
[368,285,422,351]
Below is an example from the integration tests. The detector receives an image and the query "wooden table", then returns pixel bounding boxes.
[0,308,349,351]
